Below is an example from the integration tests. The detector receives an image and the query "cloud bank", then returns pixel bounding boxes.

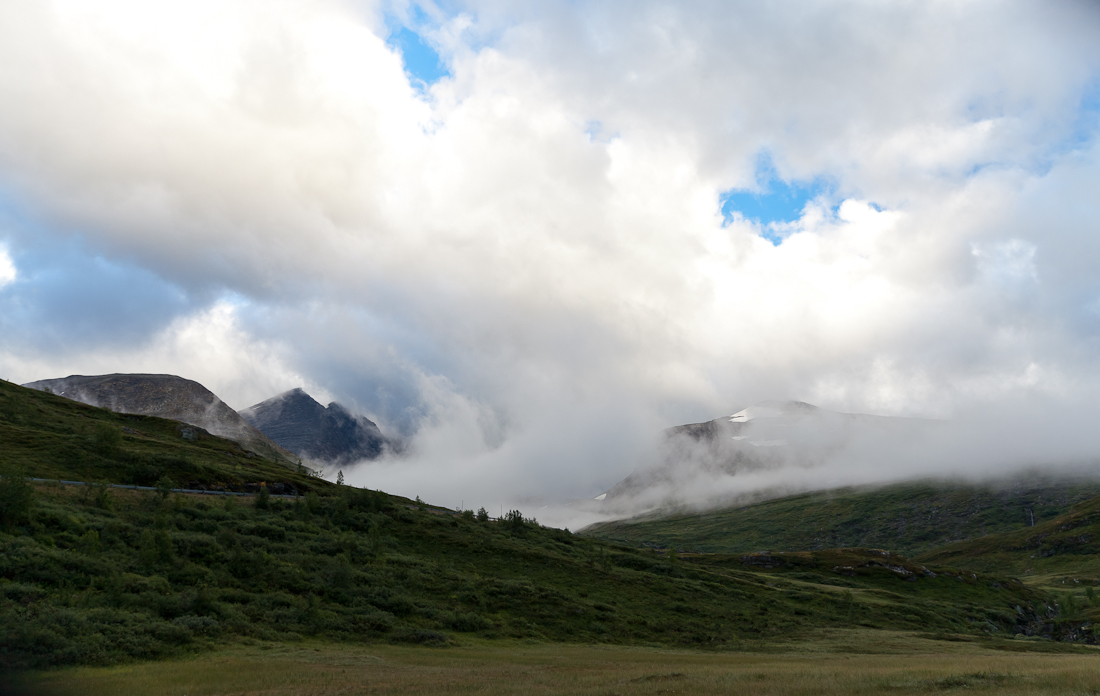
[1,1,1099,518]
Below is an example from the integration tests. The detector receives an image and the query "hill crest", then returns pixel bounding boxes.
[23,373,297,465]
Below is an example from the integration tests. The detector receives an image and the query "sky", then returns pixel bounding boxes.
[1,1,1100,518]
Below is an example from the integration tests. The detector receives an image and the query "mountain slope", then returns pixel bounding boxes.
[23,374,297,466]
[0,378,326,493]
[917,494,1100,587]
[240,388,387,466]
[0,378,1082,669]
[0,482,1059,670]
[583,478,1100,557]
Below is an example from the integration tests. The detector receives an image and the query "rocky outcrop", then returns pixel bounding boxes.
[24,373,297,465]
[240,388,388,466]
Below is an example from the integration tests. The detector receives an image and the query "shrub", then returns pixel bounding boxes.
[255,485,270,510]
[0,467,33,530]
[170,615,221,637]
[449,612,493,632]
[504,509,526,534]
[92,423,122,456]
[155,476,174,502]
[92,482,113,510]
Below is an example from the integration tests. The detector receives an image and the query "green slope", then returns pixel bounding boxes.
[583,479,1100,557]
[918,495,1100,590]
[0,483,1064,669]
[0,378,1079,668]
[0,378,325,493]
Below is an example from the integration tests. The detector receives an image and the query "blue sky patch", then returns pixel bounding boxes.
[720,153,831,244]
[386,6,449,90]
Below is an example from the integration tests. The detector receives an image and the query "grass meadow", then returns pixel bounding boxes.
[18,631,1100,696]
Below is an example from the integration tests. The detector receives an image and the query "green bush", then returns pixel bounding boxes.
[0,467,34,529]
[92,424,122,456]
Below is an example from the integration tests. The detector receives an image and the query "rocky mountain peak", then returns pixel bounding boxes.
[240,388,388,466]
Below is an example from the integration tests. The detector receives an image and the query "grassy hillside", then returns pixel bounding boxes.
[0,482,1064,670]
[918,496,1100,591]
[2,378,1095,670]
[0,380,1077,669]
[583,479,1100,557]
[0,379,325,493]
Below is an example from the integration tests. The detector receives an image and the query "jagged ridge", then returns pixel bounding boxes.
[240,388,387,466]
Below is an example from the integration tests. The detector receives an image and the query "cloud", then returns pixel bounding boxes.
[0,1,1099,521]
[0,245,14,288]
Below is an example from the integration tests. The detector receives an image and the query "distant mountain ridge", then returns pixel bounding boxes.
[240,388,387,466]
[601,400,938,511]
[23,373,297,465]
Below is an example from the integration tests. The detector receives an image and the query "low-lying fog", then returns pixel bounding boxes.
[342,392,1100,531]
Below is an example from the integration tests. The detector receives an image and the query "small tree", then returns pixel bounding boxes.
[336,470,345,486]
[255,482,270,510]
[155,475,174,502]
[476,507,489,522]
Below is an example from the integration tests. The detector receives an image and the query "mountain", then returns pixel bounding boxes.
[0,377,325,492]
[23,373,297,466]
[239,388,387,466]
[598,400,938,513]
[0,377,1084,670]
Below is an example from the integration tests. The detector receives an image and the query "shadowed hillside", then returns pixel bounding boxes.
[1,378,324,492]
[583,478,1100,557]
[918,495,1100,589]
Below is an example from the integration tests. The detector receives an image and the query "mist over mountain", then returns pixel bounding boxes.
[590,400,940,518]
[239,388,389,467]
[22,373,296,465]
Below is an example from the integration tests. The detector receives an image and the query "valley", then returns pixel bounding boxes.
[4,377,1100,692]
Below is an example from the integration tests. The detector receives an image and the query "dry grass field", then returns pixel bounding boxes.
[19,631,1100,696]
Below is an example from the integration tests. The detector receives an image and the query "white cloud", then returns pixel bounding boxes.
[0,1,1099,516]
[0,246,14,288]
[0,300,324,411]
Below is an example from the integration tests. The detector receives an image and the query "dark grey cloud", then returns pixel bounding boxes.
[0,228,195,354]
